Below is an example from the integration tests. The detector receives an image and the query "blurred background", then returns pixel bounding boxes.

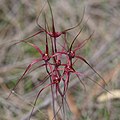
[0,0,120,120]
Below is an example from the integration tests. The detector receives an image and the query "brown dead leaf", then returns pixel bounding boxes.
[47,105,54,120]
[90,63,120,98]
[67,91,81,120]
[97,89,120,102]
[81,63,120,110]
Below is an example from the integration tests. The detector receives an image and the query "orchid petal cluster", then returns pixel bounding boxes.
[7,1,106,119]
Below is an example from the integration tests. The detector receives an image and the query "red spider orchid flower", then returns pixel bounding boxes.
[27,61,67,120]
[56,60,85,96]
[14,0,85,48]
[56,26,107,86]
[7,32,53,99]
[11,36,67,119]
[6,58,45,99]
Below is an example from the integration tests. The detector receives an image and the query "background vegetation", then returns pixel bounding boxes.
[0,0,120,120]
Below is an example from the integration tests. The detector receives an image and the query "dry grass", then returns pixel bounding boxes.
[0,0,120,120]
